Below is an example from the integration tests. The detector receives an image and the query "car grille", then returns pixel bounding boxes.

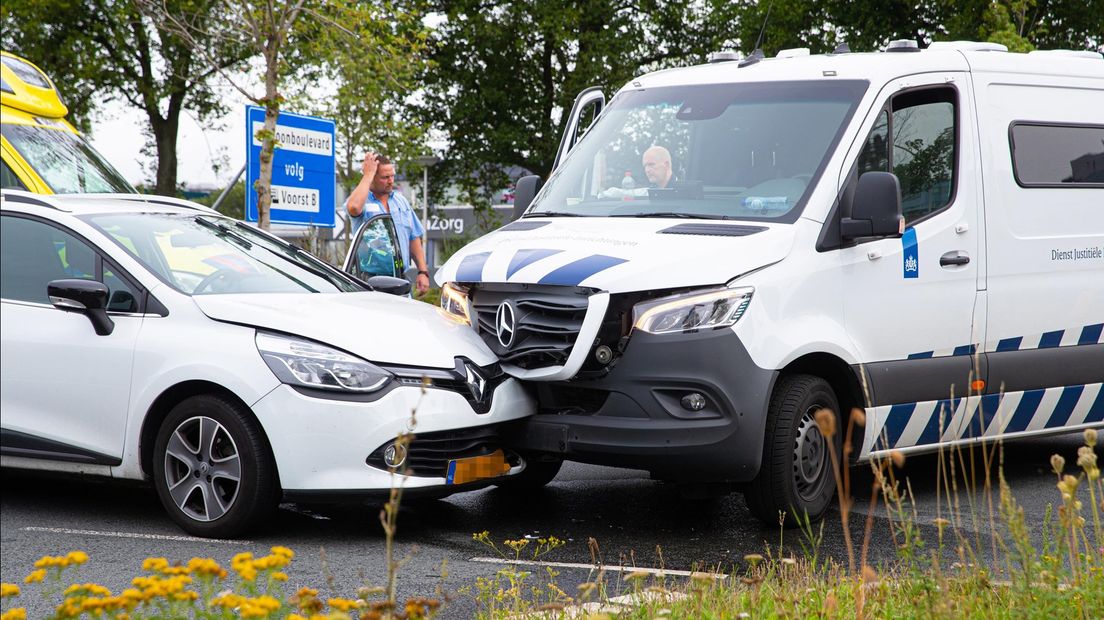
[470,285,591,369]
[366,426,507,478]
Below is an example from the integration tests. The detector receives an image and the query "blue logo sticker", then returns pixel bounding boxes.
[902,227,919,279]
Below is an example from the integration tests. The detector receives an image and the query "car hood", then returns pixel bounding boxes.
[191,292,494,368]
[435,217,795,292]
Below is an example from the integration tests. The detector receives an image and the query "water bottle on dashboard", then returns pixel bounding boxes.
[621,171,636,190]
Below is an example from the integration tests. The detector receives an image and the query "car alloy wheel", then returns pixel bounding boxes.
[162,415,242,522]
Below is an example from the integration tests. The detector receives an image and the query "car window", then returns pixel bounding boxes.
[84,212,366,295]
[0,124,135,194]
[0,215,138,309]
[856,88,956,224]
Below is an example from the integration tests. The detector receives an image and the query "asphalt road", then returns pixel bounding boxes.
[1,430,1096,618]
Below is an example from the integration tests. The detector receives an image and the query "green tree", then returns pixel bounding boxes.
[0,0,247,195]
[421,0,714,207]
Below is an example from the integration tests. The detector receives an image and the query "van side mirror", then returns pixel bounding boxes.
[840,171,903,240]
[47,279,115,335]
[513,175,543,220]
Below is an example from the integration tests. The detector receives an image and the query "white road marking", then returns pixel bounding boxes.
[21,526,249,545]
[468,556,726,579]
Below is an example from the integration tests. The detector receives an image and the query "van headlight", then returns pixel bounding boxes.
[256,332,392,392]
[632,287,754,334]
[439,282,471,325]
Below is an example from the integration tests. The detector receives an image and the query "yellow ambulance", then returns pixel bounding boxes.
[1,51,135,194]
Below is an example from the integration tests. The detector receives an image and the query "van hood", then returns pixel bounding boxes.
[435,217,794,292]
[191,292,494,369]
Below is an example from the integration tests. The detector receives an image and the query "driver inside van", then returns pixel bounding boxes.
[599,145,676,198]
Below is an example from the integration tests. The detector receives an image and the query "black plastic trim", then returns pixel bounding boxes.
[500,221,550,232]
[988,344,1104,394]
[504,327,778,482]
[1,428,122,466]
[859,355,983,407]
[659,223,768,237]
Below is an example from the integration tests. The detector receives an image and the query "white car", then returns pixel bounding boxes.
[0,190,535,538]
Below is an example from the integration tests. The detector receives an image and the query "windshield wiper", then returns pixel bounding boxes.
[523,211,585,218]
[611,212,724,219]
[195,216,253,249]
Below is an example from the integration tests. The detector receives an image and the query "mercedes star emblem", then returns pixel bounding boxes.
[496,301,516,348]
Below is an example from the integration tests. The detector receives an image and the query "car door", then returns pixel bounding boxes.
[342,213,405,280]
[0,213,142,465]
[838,75,985,453]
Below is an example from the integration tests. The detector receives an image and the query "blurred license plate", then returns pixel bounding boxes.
[447,450,509,485]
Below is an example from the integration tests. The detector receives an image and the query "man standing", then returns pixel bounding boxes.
[346,152,430,294]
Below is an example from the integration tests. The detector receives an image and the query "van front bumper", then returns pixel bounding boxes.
[504,328,777,482]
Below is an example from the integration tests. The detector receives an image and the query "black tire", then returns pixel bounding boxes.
[744,374,841,527]
[493,458,563,492]
[152,394,278,538]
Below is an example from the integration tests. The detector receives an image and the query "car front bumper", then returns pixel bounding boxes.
[250,376,534,498]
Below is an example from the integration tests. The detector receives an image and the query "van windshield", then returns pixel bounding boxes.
[2,123,135,194]
[529,80,868,222]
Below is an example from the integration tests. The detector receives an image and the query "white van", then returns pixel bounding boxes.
[435,41,1104,524]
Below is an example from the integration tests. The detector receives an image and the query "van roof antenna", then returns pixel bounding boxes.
[740,0,775,68]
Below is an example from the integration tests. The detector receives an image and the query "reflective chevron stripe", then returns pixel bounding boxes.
[907,322,1104,360]
[871,383,1103,452]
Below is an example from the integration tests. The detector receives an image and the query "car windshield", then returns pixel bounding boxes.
[83,212,367,294]
[1,123,135,194]
[528,80,868,222]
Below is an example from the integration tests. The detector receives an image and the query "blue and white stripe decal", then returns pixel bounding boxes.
[538,254,627,286]
[907,323,1103,360]
[871,382,1103,452]
[451,247,627,287]
[902,227,919,279]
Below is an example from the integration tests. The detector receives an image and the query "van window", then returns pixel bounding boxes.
[528,80,868,222]
[1,124,134,194]
[1010,123,1104,186]
[1,159,27,190]
[857,88,956,224]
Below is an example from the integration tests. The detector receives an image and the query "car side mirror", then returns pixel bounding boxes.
[367,275,411,296]
[513,175,543,220]
[47,279,115,335]
[840,171,903,240]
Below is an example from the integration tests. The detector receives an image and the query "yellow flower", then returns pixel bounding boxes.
[0,609,27,620]
[328,597,363,612]
[271,546,295,560]
[0,583,19,597]
[187,558,227,579]
[239,595,281,618]
[65,551,89,566]
[142,558,169,572]
[23,571,45,584]
[271,572,289,582]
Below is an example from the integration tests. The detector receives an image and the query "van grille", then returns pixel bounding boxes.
[470,285,591,369]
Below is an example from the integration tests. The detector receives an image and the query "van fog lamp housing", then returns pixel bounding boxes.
[681,392,707,412]
[632,287,754,335]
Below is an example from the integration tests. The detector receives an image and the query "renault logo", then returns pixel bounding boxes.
[464,363,487,401]
[495,301,516,348]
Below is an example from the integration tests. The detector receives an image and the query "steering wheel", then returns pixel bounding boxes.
[192,268,244,294]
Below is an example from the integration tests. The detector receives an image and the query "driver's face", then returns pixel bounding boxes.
[371,164,396,195]
[643,152,670,185]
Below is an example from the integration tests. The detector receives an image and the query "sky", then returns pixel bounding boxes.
[88,94,249,190]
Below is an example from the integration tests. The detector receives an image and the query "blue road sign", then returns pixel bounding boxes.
[245,106,336,227]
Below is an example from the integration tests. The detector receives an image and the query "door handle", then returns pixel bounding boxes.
[940,251,970,267]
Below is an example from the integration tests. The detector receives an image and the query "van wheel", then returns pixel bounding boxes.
[744,375,840,527]
[152,395,277,539]
[494,458,563,492]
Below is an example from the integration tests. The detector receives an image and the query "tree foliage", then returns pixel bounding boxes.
[0,0,247,195]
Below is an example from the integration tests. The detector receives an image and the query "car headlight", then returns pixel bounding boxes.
[256,332,392,392]
[439,282,471,325]
[632,286,754,335]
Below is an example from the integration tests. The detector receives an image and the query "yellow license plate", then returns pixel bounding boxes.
[447,450,510,485]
